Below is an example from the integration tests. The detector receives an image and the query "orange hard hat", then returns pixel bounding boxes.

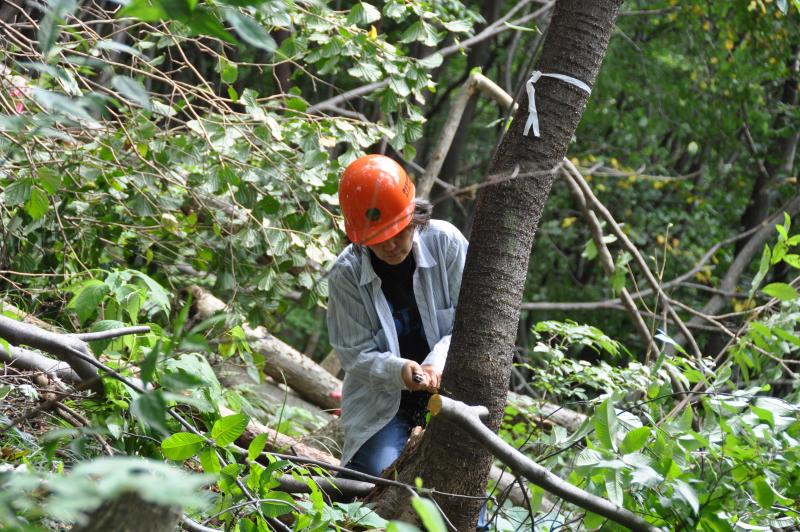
[339,154,415,246]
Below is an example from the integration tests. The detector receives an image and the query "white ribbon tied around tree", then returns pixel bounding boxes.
[523,71,592,137]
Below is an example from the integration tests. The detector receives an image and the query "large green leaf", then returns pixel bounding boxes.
[761,282,798,301]
[211,413,248,446]
[409,497,446,532]
[38,0,77,56]
[593,398,618,451]
[247,433,267,462]
[111,76,151,109]
[130,390,170,435]
[67,279,109,324]
[620,426,651,454]
[225,10,276,51]
[161,432,205,461]
[24,188,49,220]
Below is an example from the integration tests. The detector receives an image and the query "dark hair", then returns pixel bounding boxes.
[410,198,432,229]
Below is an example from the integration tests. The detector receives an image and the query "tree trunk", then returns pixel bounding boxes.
[737,45,799,250]
[73,492,181,532]
[373,1,622,527]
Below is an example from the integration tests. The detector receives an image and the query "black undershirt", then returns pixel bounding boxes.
[369,250,430,425]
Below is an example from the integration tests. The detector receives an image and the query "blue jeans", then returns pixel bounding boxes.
[346,414,412,477]
[345,414,489,530]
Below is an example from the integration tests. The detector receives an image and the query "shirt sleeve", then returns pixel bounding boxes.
[422,227,468,372]
[327,263,408,392]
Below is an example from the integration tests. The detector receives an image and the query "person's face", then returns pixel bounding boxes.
[367,224,415,265]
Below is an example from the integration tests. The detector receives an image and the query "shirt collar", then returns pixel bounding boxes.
[357,227,437,286]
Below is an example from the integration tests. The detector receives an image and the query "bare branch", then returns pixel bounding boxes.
[429,394,662,532]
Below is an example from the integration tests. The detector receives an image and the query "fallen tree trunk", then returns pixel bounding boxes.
[0,343,81,383]
[0,315,105,396]
[189,286,341,411]
[429,394,662,532]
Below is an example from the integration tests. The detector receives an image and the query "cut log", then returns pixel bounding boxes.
[222,405,337,465]
[215,360,334,432]
[507,392,587,433]
[189,286,342,411]
[0,344,81,383]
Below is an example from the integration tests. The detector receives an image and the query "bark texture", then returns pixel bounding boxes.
[73,492,181,532]
[374,1,622,527]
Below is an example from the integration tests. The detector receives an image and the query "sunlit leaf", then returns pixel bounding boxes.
[161,432,205,461]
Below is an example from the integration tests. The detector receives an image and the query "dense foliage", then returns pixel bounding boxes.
[1,0,799,530]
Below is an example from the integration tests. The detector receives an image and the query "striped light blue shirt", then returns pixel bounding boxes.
[326,219,468,466]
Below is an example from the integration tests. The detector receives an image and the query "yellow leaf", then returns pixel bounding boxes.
[561,216,577,229]
[725,39,734,51]
[656,235,666,246]
[367,25,378,40]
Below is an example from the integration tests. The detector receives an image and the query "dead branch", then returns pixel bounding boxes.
[0,315,105,395]
[563,159,704,364]
[428,394,662,532]
[0,343,81,383]
[561,167,660,360]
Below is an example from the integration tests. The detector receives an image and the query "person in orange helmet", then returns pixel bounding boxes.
[327,154,468,479]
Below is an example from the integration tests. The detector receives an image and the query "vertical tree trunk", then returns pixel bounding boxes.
[73,493,181,532]
[738,45,799,247]
[374,1,622,528]
[433,0,502,217]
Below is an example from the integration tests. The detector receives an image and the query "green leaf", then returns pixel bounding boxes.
[94,39,145,59]
[674,479,699,514]
[248,433,267,462]
[347,2,381,25]
[68,279,110,324]
[410,497,447,532]
[620,426,650,454]
[418,53,443,70]
[87,319,128,355]
[260,491,295,517]
[782,254,800,268]
[593,398,618,451]
[348,61,382,81]
[750,245,771,297]
[762,282,797,301]
[130,390,170,435]
[39,0,77,56]
[443,20,472,33]
[187,10,236,43]
[37,167,62,194]
[124,270,171,316]
[118,0,168,21]
[211,413,248,446]
[604,470,623,506]
[199,447,221,473]
[24,188,49,220]
[161,432,205,461]
[225,10,276,52]
[752,476,775,509]
[4,179,33,205]
[140,341,162,386]
[112,76,151,109]
[217,57,238,84]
